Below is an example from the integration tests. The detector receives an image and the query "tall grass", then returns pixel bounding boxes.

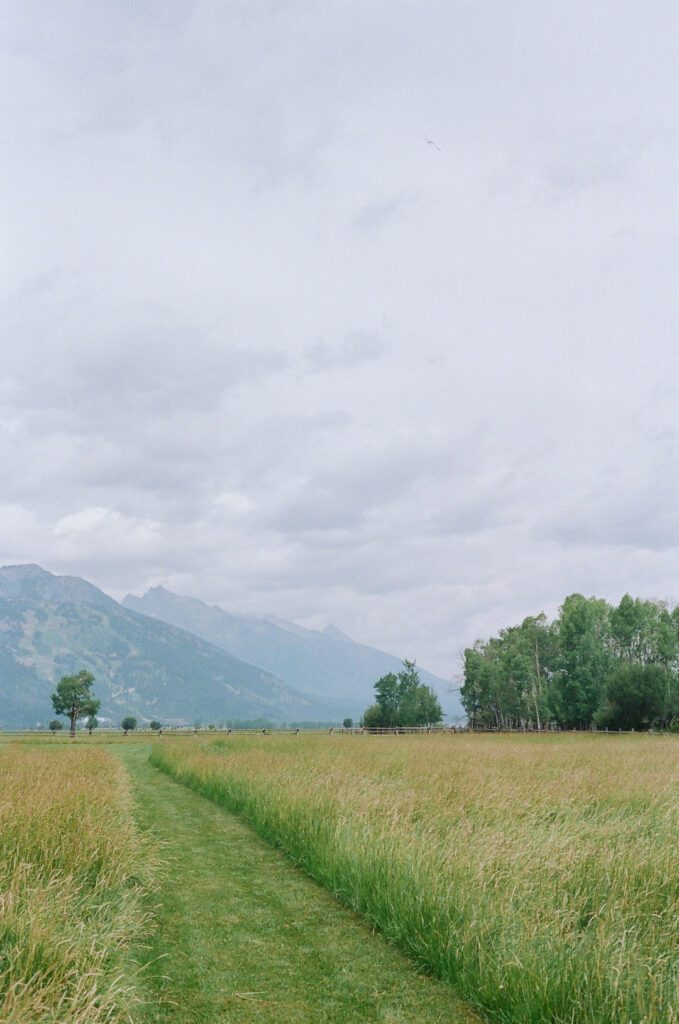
[0,745,153,1023]
[152,733,679,1024]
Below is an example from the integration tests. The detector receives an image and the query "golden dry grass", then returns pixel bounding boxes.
[0,745,154,1023]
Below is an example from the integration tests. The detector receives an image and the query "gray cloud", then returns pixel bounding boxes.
[2,1,679,676]
[352,190,418,233]
[2,285,291,417]
[263,438,465,533]
[303,330,391,371]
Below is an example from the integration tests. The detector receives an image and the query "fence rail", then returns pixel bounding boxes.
[2,725,664,738]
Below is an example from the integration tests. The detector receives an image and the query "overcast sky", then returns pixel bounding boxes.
[2,1,679,678]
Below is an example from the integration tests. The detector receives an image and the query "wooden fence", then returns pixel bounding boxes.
[3,724,660,738]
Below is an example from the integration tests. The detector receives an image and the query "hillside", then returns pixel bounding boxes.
[0,565,335,728]
[123,586,462,719]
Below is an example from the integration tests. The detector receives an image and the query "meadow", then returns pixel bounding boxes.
[152,732,679,1024]
[0,745,154,1024]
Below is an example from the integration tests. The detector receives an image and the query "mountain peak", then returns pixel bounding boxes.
[121,585,462,718]
[0,570,332,728]
[0,564,112,607]
[1,563,52,578]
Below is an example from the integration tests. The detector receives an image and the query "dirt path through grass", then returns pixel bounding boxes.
[120,744,475,1024]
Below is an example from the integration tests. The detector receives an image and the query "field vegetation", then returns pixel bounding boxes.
[152,732,679,1024]
[0,744,154,1023]
[122,743,472,1024]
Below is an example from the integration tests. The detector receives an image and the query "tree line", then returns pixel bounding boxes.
[461,593,679,731]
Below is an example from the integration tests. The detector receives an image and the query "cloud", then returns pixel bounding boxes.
[1,286,291,420]
[537,471,679,553]
[1,1,679,676]
[351,189,418,233]
[262,436,462,534]
[52,506,163,558]
[303,330,391,371]
[542,125,655,199]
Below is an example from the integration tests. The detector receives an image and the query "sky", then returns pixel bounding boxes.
[2,1,679,679]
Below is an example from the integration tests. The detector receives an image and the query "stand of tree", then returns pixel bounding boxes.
[362,660,443,728]
[462,593,679,731]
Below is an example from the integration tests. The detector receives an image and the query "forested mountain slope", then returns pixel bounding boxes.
[0,565,334,728]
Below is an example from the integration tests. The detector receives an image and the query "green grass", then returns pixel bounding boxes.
[119,744,475,1023]
[150,732,679,1024]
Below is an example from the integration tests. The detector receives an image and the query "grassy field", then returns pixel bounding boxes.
[0,734,476,1022]
[0,744,154,1023]
[151,732,679,1024]
[120,743,474,1024]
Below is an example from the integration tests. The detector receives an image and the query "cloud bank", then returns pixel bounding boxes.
[2,1,679,677]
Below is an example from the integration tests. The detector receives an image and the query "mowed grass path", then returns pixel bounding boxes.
[120,745,475,1024]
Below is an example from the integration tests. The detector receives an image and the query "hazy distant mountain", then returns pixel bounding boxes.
[0,565,335,728]
[123,586,462,719]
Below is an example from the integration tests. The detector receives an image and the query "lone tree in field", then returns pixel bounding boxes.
[121,716,137,734]
[149,720,162,731]
[49,719,63,734]
[86,715,99,736]
[362,660,443,728]
[51,670,100,738]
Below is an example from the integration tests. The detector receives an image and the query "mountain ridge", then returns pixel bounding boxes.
[123,585,461,718]
[0,565,336,728]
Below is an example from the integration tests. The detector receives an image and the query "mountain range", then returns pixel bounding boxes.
[0,564,459,728]
[123,586,457,716]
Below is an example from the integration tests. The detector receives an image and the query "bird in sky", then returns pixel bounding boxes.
[426,138,442,152]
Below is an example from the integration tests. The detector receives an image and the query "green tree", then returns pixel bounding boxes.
[49,719,63,734]
[516,614,557,729]
[397,660,443,726]
[461,643,501,727]
[343,718,353,728]
[397,660,424,724]
[461,592,679,731]
[609,594,663,664]
[365,661,443,727]
[149,720,162,731]
[417,685,445,726]
[86,715,98,735]
[595,664,666,730]
[461,628,548,730]
[361,704,383,728]
[51,670,99,738]
[655,607,678,671]
[121,716,137,733]
[552,595,612,728]
[373,673,400,726]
